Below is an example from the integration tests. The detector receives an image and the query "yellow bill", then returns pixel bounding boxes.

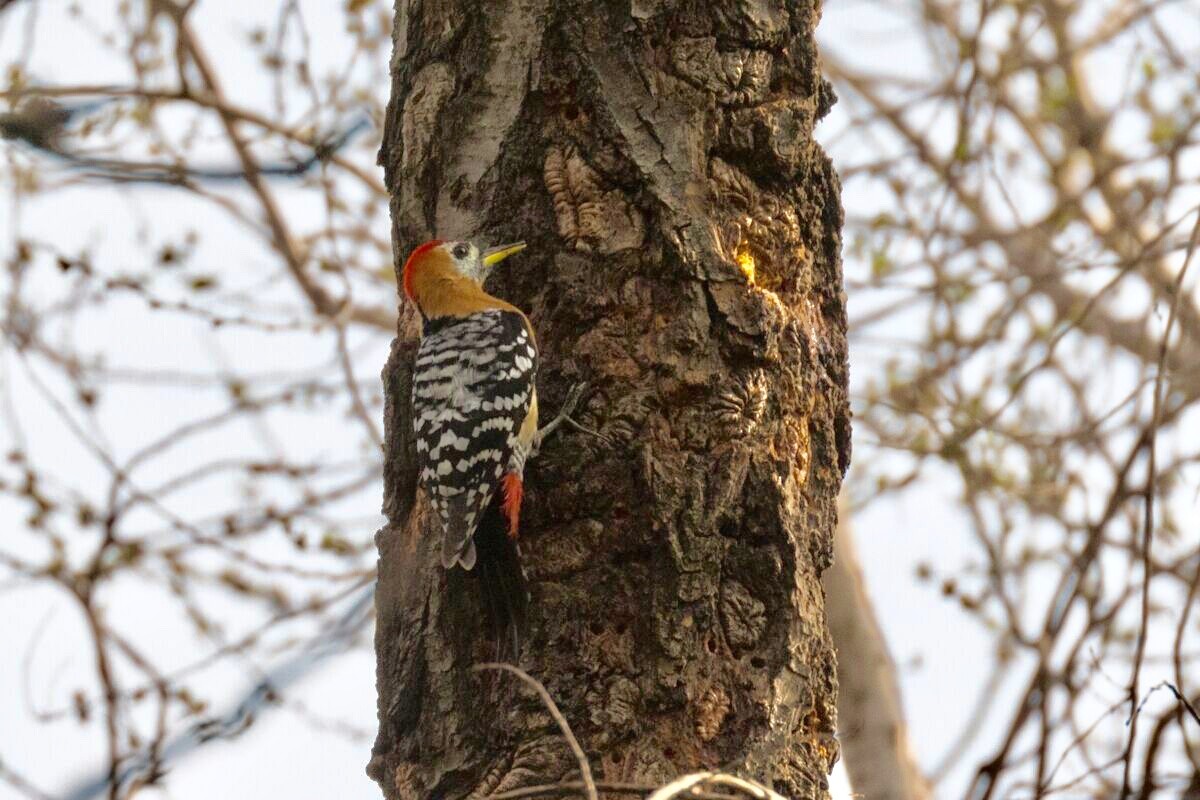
[481,241,527,266]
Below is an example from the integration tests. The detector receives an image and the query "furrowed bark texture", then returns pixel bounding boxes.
[370,1,849,798]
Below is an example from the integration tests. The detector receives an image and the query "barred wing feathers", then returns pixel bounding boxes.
[411,309,537,569]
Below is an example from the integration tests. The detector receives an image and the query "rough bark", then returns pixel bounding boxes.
[369,2,849,798]
[825,501,930,800]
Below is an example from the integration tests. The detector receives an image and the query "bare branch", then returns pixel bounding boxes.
[472,663,598,800]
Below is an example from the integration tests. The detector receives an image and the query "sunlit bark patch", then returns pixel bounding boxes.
[736,241,757,284]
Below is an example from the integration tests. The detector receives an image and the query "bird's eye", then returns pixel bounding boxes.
[452,243,469,260]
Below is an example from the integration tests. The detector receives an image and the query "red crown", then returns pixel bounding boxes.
[402,239,444,301]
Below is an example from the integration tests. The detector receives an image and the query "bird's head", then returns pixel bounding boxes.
[402,239,526,313]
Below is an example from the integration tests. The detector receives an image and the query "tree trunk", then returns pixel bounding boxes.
[826,501,931,800]
[368,1,850,798]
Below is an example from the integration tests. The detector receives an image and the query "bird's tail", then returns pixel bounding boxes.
[472,494,529,661]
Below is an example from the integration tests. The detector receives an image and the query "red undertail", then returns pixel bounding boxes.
[501,472,523,538]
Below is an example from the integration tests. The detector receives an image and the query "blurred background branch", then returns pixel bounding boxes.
[828,0,1200,796]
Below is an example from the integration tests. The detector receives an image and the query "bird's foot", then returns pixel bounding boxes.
[532,382,609,455]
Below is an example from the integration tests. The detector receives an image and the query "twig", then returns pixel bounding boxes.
[1134,682,1200,730]
[0,756,55,800]
[646,772,787,800]
[483,778,777,800]
[485,781,651,799]
[61,583,375,800]
[74,595,121,800]
[1121,210,1200,797]
[2,109,371,184]
[471,669,797,800]
[472,663,598,800]
[170,14,394,331]
[0,84,387,196]
[334,322,382,448]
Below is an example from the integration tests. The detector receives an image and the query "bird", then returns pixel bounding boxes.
[403,238,585,652]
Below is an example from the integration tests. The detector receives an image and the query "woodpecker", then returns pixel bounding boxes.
[403,238,578,573]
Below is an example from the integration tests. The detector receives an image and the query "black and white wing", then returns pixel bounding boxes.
[411,309,537,569]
